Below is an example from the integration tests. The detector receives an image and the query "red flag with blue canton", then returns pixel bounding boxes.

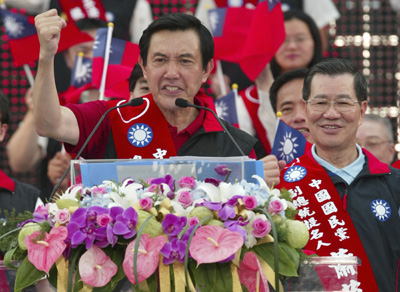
[1,8,39,66]
[0,8,93,67]
[271,119,310,163]
[208,0,285,81]
[214,91,239,128]
[60,55,94,104]
[92,28,140,99]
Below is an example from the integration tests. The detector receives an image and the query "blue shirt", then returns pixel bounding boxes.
[311,144,365,185]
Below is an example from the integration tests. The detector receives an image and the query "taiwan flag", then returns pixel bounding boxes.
[0,8,93,67]
[214,91,239,128]
[92,28,140,99]
[1,8,39,66]
[60,55,94,105]
[271,119,310,164]
[208,0,285,81]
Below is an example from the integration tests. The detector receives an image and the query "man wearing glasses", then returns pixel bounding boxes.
[277,58,400,291]
[356,113,396,165]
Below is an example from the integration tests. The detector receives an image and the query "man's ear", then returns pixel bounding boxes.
[138,56,147,79]
[0,123,8,142]
[202,59,214,84]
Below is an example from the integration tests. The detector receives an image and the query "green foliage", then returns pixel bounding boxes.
[0,209,33,258]
[14,256,45,292]
[252,242,299,277]
[188,261,233,292]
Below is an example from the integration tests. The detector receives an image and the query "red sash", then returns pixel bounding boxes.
[239,85,271,154]
[278,153,378,291]
[108,96,177,159]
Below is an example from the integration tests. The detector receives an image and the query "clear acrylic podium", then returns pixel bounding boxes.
[70,156,264,187]
[285,256,359,291]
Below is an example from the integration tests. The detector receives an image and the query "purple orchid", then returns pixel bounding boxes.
[224,220,247,242]
[204,177,223,187]
[162,214,187,237]
[149,174,175,191]
[161,238,187,265]
[218,204,236,221]
[113,207,138,239]
[214,164,231,176]
[200,201,222,211]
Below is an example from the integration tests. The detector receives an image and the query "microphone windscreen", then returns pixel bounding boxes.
[175,98,189,108]
[130,97,144,106]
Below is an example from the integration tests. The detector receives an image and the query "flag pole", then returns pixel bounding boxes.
[216,60,227,97]
[23,64,34,88]
[99,22,114,101]
[272,111,282,146]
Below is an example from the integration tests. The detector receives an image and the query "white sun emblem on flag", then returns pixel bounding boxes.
[278,131,299,163]
[127,123,153,148]
[371,199,391,222]
[215,101,228,119]
[284,165,307,182]
[75,62,92,84]
[4,15,24,37]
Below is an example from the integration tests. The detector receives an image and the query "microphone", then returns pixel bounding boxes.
[175,98,245,156]
[49,97,145,201]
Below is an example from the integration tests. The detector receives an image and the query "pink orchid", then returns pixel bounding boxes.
[79,245,118,287]
[189,225,243,265]
[238,252,270,292]
[123,234,166,284]
[25,226,68,274]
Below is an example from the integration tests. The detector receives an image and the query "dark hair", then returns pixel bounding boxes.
[129,63,144,92]
[303,58,368,102]
[270,10,323,79]
[269,68,308,113]
[139,13,214,70]
[0,92,10,124]
[75,18,108,31]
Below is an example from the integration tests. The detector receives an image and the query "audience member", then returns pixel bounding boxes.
[269,68,313,143]
[0,92,41,217]
[129,63,150,98]
[356,113,396,165]
[270,10,323,79]
[277,58,400,291]
[33,11,257,161]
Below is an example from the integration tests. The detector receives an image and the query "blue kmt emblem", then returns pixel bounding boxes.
[284,165,307,182]
[127,123,153,148]
[371,199,391,222]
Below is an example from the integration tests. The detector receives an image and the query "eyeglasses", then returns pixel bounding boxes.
[357,137,392,149]
[306,98,361,112]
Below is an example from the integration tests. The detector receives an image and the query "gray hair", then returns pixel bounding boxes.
[363,114,394,143]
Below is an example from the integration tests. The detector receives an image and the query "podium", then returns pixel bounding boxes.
[286,256,359,291]
[70,156,264,186]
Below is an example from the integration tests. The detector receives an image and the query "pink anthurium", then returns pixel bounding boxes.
[79,245,118,287]
[25,226,68,274]
[189,225,243,265]
[238,252,270,292]
[123,234,166,284]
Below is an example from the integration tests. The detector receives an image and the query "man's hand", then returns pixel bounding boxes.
[47,151,71,192]
[34,9,66,61]
[261,155,286,187]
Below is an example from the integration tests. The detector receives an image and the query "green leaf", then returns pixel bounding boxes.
[3,247,19,269]
[189,262,216,292]
[213,262,232,292]
[252,242,298,277]
[241,284,250,292]
[146,271,158,292]
[14,257,45,292]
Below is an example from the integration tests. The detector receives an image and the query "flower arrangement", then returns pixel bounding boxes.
[0,166,310,292]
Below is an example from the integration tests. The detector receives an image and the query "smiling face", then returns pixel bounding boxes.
[276,78,313,143]
[275,19,315,74]
[139,29,213,114]
[305,73,367,153]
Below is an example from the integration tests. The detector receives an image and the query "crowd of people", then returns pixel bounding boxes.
[1,0,400,291]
